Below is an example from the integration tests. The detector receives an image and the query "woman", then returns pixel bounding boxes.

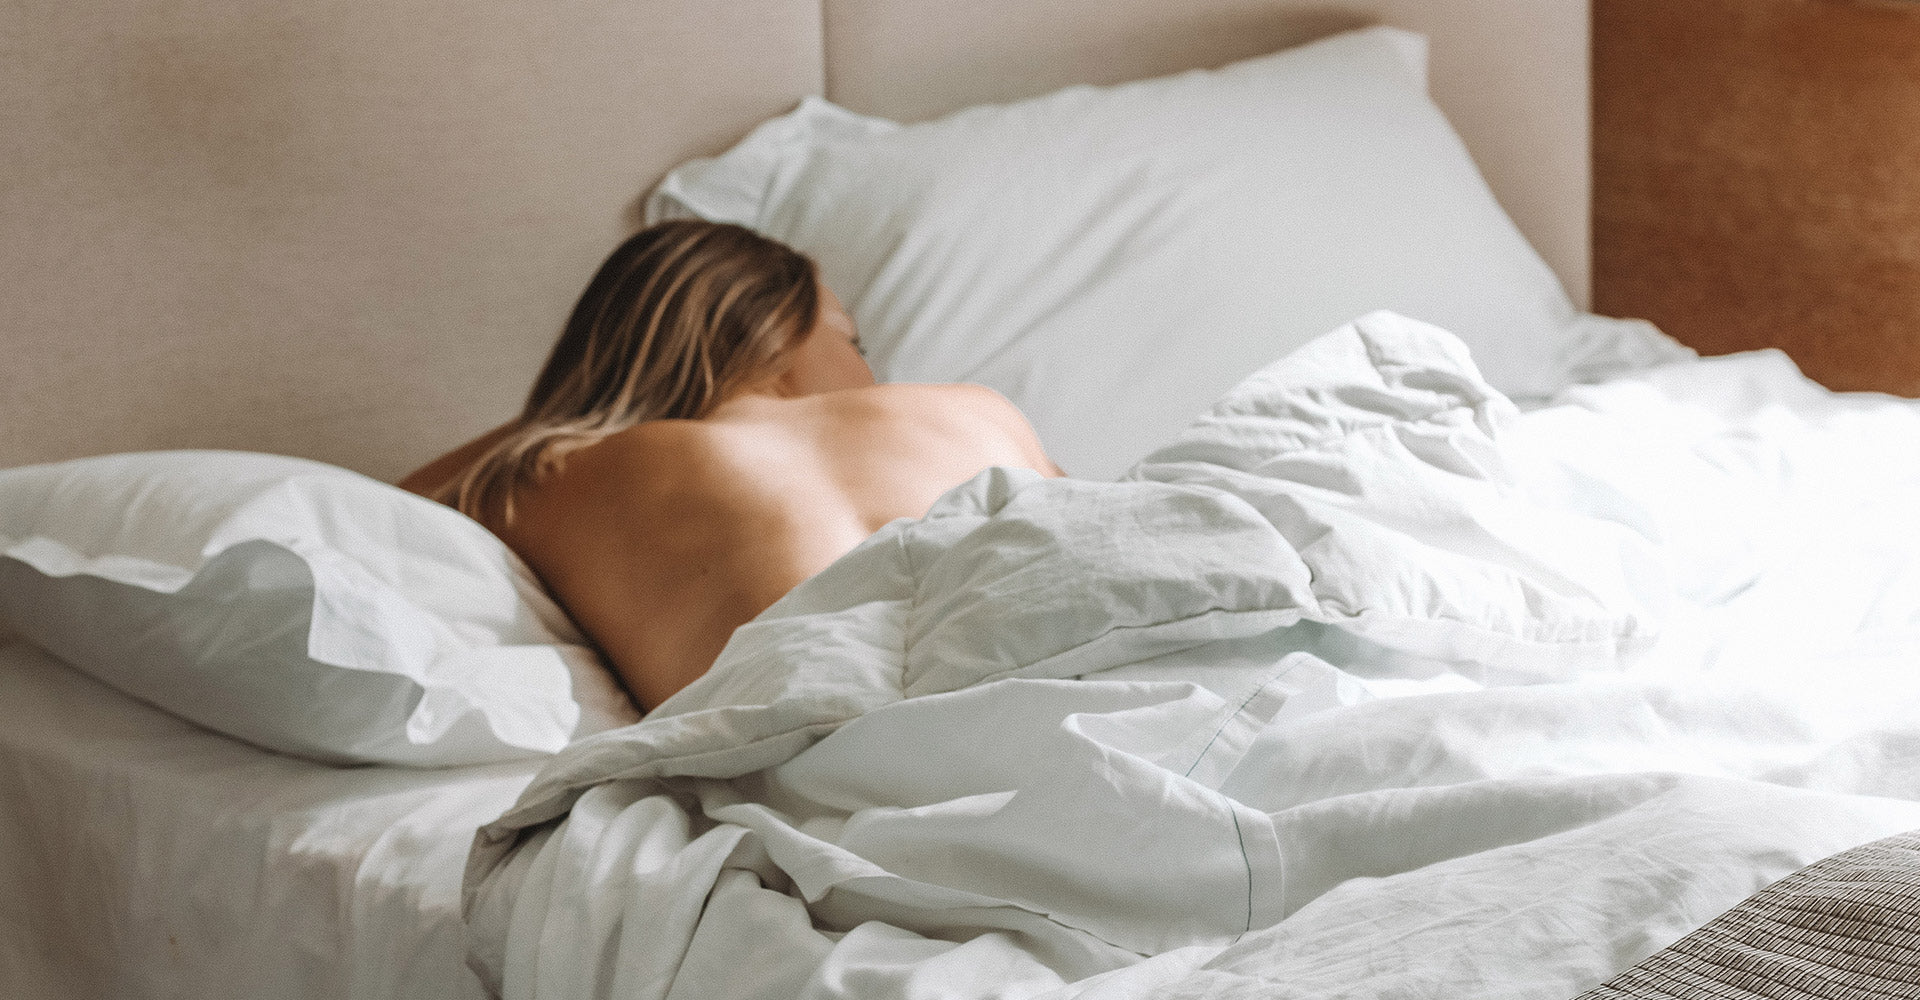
[401,220,1062,710]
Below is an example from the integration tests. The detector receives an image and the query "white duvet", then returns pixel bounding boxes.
[463,312,1920,999]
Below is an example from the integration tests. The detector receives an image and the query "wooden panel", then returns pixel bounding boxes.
[1595,0,1920,394]
[823,0,1592,308]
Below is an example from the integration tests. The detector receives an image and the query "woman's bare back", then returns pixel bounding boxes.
[491,382,1061,710]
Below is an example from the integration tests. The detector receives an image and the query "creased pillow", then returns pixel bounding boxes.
[0,451,640,766]
[647,26,1688,480]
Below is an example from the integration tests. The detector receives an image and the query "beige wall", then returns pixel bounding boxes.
[0,0,822,480]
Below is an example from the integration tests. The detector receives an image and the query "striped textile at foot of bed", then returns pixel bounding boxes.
[1575,829,1920,1000]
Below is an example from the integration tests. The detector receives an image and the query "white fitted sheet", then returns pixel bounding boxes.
[0,638,537,1000]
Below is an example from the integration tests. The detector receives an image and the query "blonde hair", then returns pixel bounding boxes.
[442,220,820,524]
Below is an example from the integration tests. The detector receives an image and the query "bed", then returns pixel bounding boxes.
[6,2,1920,999]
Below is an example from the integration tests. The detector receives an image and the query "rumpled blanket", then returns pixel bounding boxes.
[463,312,1920,999]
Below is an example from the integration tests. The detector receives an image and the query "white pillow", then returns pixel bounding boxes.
[647,26,1686,480]
[0,451,640,766]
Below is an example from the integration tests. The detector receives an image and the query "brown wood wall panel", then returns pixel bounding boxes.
[1594,0,1920,395]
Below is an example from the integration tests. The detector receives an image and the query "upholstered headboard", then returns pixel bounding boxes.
[0,0,1588,480]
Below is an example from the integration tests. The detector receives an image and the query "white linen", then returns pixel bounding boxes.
[0,451,638,766]
[463,312,1920,999]
[0,638,537,1000]
[648,27,1691,479]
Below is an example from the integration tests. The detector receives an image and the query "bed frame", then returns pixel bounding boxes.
[0,0,1587,482]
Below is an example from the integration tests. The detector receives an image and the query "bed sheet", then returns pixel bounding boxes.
[0,638,537,1000]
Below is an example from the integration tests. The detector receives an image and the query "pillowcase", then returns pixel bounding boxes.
[0,451,640,766]
[646,26,1687,480]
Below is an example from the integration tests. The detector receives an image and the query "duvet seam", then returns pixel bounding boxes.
[1229,807,1253,936]
[1032,608,1302,686]
[898,526,921,691]
[1183,659,1295,779]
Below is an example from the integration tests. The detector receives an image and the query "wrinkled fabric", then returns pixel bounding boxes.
[463,312,1920,1000]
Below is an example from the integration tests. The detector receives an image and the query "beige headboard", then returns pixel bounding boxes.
[0,0,1588,481]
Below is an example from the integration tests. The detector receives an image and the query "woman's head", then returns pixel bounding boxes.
[529,219,825,425]
[445,219,863,522]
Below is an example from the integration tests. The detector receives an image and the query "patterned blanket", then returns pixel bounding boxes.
[1578,830,1920,999]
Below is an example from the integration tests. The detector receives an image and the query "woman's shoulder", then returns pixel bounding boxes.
[869,380,1011,403]
[510,420,730,517]
[824,382,1064,477]
[823,381,1022,421]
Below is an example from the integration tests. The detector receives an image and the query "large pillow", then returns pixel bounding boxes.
[0,451,640,766]
[647,26,1688,480]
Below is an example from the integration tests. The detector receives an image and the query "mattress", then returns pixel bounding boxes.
[0,637,537,1000]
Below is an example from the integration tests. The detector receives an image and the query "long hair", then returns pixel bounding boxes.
[441,219,821,524]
